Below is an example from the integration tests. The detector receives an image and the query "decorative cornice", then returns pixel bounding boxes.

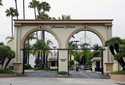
[14,19,113,27]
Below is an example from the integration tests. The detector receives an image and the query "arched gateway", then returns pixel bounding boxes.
[13,19,113,74]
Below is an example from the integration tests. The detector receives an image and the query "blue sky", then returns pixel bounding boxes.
[0,0,125,42]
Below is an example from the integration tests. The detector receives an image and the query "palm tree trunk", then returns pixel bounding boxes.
[34,8,37,19]
[15,0,18,20]
[23,0,25,19]
[11,16,13,37]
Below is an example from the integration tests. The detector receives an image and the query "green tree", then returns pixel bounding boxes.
[29,0,39,19]
[105,37,125,70]
[80,50,93,65]
[0,44,15,70]
[4,48,15,69]
[5,7,18,37]
[92,44,102,57]
[68,41,78,63]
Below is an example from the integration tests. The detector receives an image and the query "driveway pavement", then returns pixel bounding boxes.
[24,70,108,79]
[0,70,123,85]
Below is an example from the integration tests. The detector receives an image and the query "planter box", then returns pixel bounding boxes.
[110,74,125,82]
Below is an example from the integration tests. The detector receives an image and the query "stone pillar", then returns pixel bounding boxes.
[58,50,68,73]
[14,63,23,75]
[14,27,24,75]
[103,24,113,74]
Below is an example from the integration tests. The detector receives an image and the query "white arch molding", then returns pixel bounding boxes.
[13,20,113,74]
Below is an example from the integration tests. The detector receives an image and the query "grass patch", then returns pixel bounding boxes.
[111,70,125,75]
[0,69,15,74]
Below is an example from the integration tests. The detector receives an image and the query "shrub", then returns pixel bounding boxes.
[24,64,33,69]
[0,69,15,74]
[58,71,68,75]
[112,70,125,74]
[33,67,49,71]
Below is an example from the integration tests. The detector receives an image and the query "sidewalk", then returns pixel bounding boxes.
[0,77,119,85]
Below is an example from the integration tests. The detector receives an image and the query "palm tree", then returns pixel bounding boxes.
[14,0,18,19]
[0,44,15,70]
[35,1,51,19]
[105,37,125,70]
[41,2,50,13]
[37,12,50,20]
[32,40,51,68]
[29,0,39,19]
[5,7,18,37]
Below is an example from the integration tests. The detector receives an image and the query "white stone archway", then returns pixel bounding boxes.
[13,19,113,74]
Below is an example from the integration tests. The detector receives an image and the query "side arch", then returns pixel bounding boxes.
[66,26,106,48]
[21,26,61,49]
